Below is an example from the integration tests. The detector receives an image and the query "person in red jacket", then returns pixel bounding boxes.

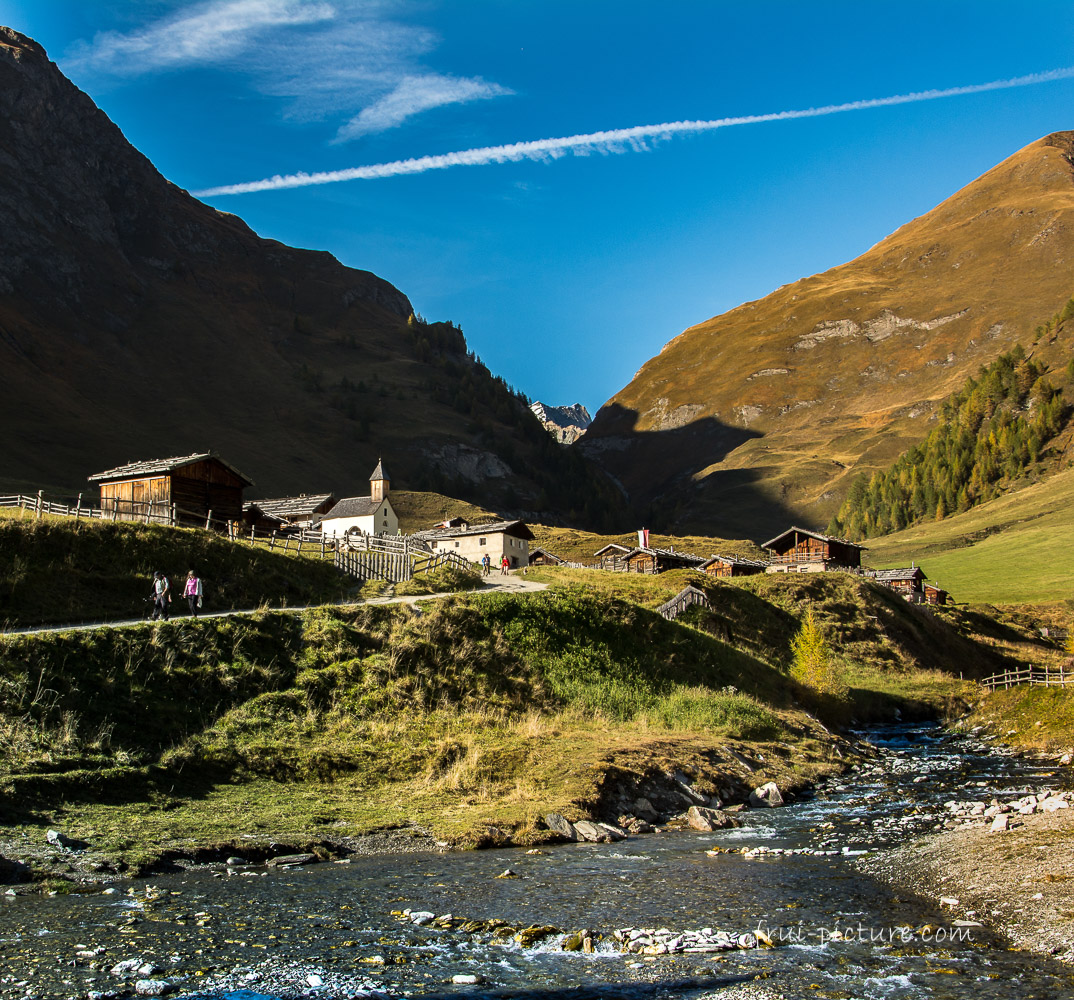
[500,554,510,575]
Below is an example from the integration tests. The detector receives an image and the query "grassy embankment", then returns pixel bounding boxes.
[863,466,1074,751]
[528,525,765,564]
[0,507,364,628]
[2,591,838,878]
[0,510,1039,884]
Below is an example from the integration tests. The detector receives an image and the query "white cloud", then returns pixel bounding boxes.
[68,0,336,73]
[63,0,511,138]
[333,73,512,142]
[193,66,1074,196]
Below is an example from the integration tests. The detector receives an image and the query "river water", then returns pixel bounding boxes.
[2,724,1073,1000]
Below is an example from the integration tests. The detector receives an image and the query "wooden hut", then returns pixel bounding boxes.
[243,493,335,532]
[761,526,864,572]
[700,554,769,578]
[873,566,926,601]
[88,452,252,527]
[593,543,631,570]
[528,547,565,567]
[622,546,706,574]
[923,583,949,606]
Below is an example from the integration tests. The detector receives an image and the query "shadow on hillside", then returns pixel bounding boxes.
[582,404,798,537]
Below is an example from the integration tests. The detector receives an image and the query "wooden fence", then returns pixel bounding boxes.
[2,489,461,585]
[656,585,711,621]
[980,665,1073,691]
[334,547,473,585]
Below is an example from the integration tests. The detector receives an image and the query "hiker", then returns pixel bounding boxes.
[500,554,510,575]
[482,553,491,576]
[150,570,171,621]
[184,569,203,618]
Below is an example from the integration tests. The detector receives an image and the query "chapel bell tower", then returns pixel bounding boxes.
[370,458,389,502]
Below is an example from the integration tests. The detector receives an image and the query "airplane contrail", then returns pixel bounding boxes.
[193,67,1074,197]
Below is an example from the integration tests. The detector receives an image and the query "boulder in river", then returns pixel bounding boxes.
[687,806,739,831]
[573,820,615,842]
[266,853,318,867]
[543,813,582,841]
[749,782,784,808]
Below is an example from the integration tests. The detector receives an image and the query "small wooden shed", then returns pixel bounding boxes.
[762,526,864,572]
[88,452,253,527]
[622,546,706,575]
[923,583,949,606]
[700,554,769,578]
[873,566,927,600]
[528,547,565,567]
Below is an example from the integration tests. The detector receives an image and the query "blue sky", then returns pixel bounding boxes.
[5,1,1074,415]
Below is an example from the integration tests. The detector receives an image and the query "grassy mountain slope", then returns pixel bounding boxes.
[584,132,1074,537]
[0,28,623,526]
[864,464,1074,605]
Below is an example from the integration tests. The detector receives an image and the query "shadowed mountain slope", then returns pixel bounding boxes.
[0,28,624,526]
[583,131,1074,538]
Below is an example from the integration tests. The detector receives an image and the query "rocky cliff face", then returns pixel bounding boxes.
[0,28,622,524]
[583,132,1074,537]
[530,402,592,445]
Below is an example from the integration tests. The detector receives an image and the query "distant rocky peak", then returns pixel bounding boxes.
[530,402,592,444]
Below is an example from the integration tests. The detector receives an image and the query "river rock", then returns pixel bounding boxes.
[111,959,144,976]
[452,974,483,985]
[266,853,318,867]
[633,797,659,820]
[46,829,77,849]
[749,782,784,808]
[686,806,738,831]
[0,853,30,884]
[989,814,1010,833]
[1041,797,1069,812]
[134,980,172,997]
[574,820,613,842]
[543,813,582,841]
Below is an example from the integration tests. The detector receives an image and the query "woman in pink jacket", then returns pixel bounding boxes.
[183,570,203,618]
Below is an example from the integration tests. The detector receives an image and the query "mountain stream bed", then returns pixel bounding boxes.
[3,725,1073,1000]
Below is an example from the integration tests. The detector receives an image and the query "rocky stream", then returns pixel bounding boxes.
[2,724,1073,1000]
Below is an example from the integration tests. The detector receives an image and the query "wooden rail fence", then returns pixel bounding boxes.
[2,490,466,585]
[656,585,711,621]
[980,665,1072,691]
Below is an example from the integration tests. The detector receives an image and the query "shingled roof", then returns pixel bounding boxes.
[88,452,254,486]
[873,566,926,583]
[370,458,389,481]
[317,496,387,522]
[761,526,865,551]
[244,494,334,521]
[624,546,706,564]
[700,554,770,570]
[416,519,535,541]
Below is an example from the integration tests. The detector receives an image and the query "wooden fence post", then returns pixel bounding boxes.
[35,489,43,519]
[269,530,276,550]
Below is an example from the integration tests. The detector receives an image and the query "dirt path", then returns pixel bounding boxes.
[0,574,548,637]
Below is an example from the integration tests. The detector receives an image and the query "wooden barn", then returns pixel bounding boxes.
[243,493,335,532]
[88,453,253,527]
[700,554,769,578]
[622,546,706,574]
[873,566,927,600]
[762,526,865,572]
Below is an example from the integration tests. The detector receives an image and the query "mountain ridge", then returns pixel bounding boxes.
[583,130,1074,537]
[0,27,625,527]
